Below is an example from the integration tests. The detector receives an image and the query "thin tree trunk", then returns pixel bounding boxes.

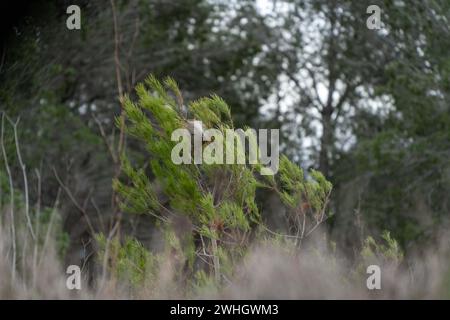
[319,108,333,177]
[211,237,220,283]
[1,114,16,281]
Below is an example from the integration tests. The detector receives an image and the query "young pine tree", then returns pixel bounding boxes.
[113,75,332,285]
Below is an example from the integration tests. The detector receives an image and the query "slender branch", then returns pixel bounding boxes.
[52,167,96,236]
[0,113,16,281]
[99,218,120,291]
[7,116,35,240]
[38,188,61,268]
[259,224,302,240]
[91,198,106,233]
[92,114,118,165]
[32,168,41,288]
[304,190,332,238]
[211,236,220,283]
[110,0,126,156]
[306,67,326,110]
[110,0,127,232]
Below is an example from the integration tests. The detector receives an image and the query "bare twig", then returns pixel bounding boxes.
[91,198,106,233]
[92,114,118,165]
[304,190,332,238]
[52,167,96,236]
[39,188,61,268]
[211,236,220,283]
[32,168,42,288]
[110,0,125,155]
[110,0,127,233]
[1,112,16,281]
[259,224,301,240]
[297,210,306,249]
[99,219,120,291]
[6,116,35,240]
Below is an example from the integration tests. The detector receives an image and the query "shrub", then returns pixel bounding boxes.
[113,75,333,287]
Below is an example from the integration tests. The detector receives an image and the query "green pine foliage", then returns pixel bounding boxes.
[96,234,157,289]
[360,231,404,267]
[113,75,333,285]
